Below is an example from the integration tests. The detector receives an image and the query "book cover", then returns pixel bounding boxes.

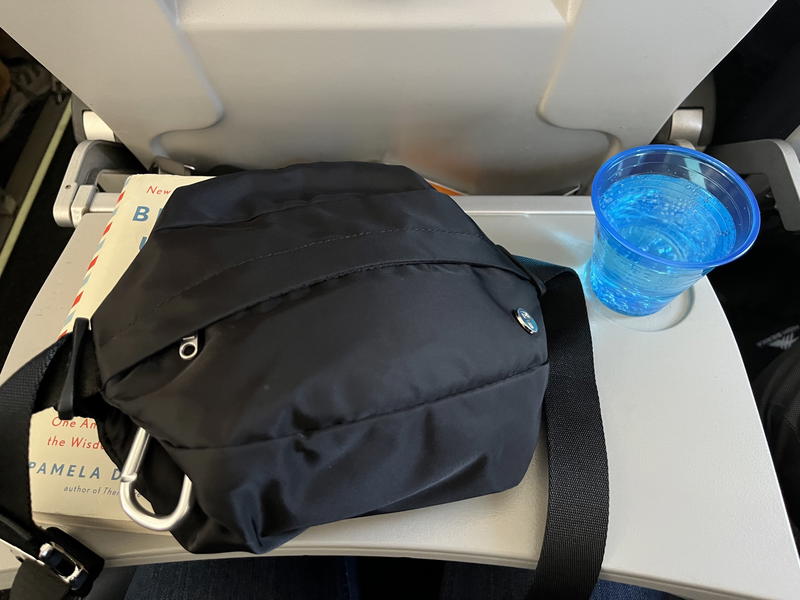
[30,174,209,531]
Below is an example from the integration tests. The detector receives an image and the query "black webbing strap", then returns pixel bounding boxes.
[517,257,610,600]
[0,325,103,599]
[0,338,67,552]
[10,561,73,600]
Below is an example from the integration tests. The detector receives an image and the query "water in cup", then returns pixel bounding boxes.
[590,173,739,315]
[598,174,736,262]
[589,145,759,316]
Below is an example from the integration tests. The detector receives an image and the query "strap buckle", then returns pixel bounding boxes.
[38,541,89,590]
[0,526,102,594]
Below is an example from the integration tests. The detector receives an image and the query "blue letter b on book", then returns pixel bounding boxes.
[133,206,150,221]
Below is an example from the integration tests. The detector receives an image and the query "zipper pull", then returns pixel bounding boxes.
[179,334,199,360]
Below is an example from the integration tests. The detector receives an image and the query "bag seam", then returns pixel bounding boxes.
[158,362,547,451]
[154,189,437,233]
[100,260,538,392]
[100,227,495,345]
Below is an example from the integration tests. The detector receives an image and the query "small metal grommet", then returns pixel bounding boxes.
[514,308,538,334]
[179,334,199,360]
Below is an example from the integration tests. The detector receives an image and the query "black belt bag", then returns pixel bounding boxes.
[0,163,608,599]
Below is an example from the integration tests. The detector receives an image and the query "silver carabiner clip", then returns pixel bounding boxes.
[119,427,192,532]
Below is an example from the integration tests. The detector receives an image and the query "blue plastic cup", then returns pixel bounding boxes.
[589,145,760,316]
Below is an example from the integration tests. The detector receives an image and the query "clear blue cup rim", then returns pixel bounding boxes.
[590,144,761,270]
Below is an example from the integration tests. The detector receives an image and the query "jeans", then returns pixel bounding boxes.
[121,558,681,600]
[439,562,681,600]
[123,558,358,600]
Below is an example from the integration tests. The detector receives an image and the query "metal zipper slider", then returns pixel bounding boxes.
[179,334,199,360]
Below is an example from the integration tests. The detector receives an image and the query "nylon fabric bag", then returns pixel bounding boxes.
[77,163,550,552]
